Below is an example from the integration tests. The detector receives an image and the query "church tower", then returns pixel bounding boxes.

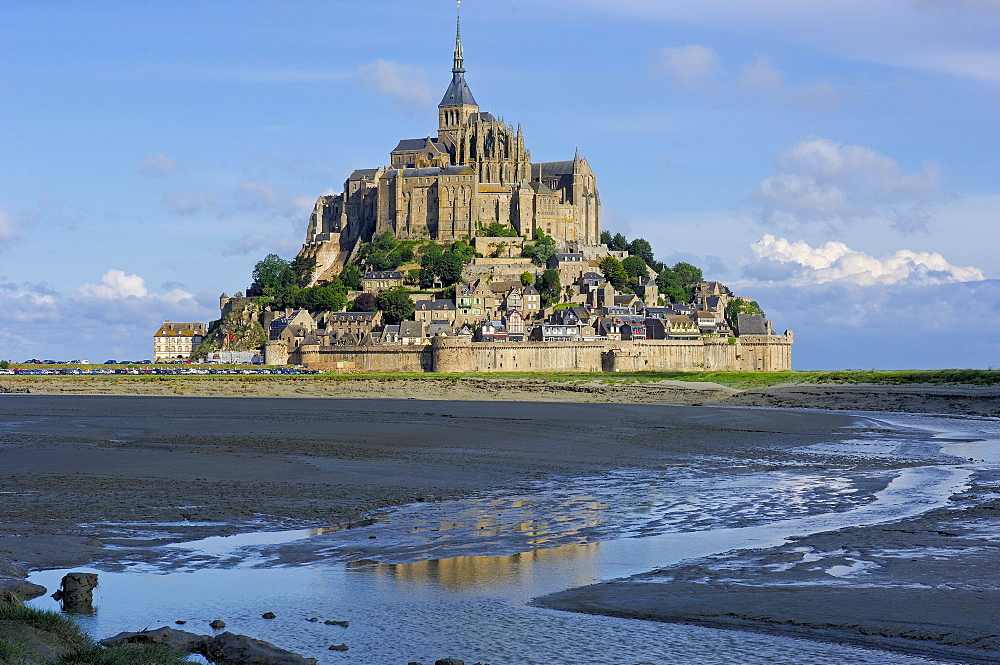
[438,1,479,146]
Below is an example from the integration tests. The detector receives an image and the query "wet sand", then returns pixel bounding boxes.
[3,387,1000,662]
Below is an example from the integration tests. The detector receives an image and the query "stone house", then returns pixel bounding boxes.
[415,298,458,326]
[268,310,316,343]
[399,320,426,344]
[529,324,582,342]
[153,321,206,361]
[522,284,541,317]
[362,270,403,293]
[322,311,383,344]
[505,309,526,342]
[548,252,587,285]
[634,276,659,307]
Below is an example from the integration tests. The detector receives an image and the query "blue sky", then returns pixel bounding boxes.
[1,0,998,368]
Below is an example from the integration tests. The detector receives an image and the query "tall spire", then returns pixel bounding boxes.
[453,0,465,74]
[439,0,478,108]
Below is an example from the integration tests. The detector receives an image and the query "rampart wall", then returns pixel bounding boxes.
[281,332,793,372]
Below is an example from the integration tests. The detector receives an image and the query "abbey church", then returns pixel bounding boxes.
[300,8,601,283]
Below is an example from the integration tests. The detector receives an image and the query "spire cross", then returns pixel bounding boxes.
[453,0,465,74]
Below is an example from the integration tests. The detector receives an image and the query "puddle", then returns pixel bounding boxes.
[27,412,986,665]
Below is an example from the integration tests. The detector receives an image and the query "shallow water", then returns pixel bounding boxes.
[29,411,999,665]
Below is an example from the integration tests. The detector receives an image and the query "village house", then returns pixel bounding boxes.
[268,310,316,342]
[522,284,541,318]
[548,252,587,285]
[415,298,458,326]
[505,309,526,342]
[530,324,582,342]
[362,270,404,293]
[153,321,206,361]
[322,311,383,344]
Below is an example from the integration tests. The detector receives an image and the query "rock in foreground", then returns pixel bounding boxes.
[101,626,318,665]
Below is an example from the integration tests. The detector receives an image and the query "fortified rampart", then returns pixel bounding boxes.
[275,332,793,373]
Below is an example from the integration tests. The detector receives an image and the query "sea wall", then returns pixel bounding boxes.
[285,332,793,372]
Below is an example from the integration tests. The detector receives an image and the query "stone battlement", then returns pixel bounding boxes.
[277,333,793,373]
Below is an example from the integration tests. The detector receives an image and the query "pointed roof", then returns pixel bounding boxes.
[439,1,478,107]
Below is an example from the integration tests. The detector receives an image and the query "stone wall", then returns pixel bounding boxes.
[292,344,432,372]
[280,332,793,373]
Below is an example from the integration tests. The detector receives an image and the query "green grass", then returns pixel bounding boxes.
[7,369,1000,390]
[53,644,190,665]
[0,603,187,665]
[0,605,90,651]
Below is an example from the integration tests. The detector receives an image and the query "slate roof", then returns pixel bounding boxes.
[399,321,425,338]
[439,72,478,107]
[416,299,457,311]
[348,168,379,180]
[363,271,403,280]
[387,166,475,179]
[328,312,378,321]
[737,313,768,335]
[392,138,432,152]
[536,160,575,176]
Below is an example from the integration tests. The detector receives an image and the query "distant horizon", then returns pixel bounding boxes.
[2,1,997,369]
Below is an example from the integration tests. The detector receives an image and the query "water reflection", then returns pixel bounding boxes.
[369,542,601,591]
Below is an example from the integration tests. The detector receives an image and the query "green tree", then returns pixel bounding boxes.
[537,269,562,307]
[480,221,518,237]
[520,271,534,286]
[599,256,630,291]
[295,283,347,311]
[600,230,613,245]
[655,266,686,304]
[522,228,556,266]
[419,247,465,288]
[377,287,415,325]
[252,254,297,298]
[0,360,9,369]
[621,255,648,284]
[438,284,457,300]
[627,238,655,266]
[350,292,379,312]
[290,254,316,288]
[340,264,363,291]
[449,240,477,262]
[608,233,629,251]
[673,262,704,302]
[725,298,766,334]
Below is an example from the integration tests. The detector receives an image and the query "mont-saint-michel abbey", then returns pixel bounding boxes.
[196,7,793,373]
[299,14,599,283]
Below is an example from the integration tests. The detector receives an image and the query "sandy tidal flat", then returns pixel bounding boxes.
[2,390,999,663]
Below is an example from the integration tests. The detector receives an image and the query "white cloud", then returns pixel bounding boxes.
[140,153,179,177]
[575,0,1000,85]
[75,270,150,300]
[0,212,19,247]
[0,281,57,322]
[746,234,984,286]
[354,59,434,108]
[738,58,841,112]
[739,57,785,90]
[745,136,939,231]
[652,44,721,87]
[221,233,301,257]
[163,190,216,215]
[74,270,198,306]
[739,279,1000,369]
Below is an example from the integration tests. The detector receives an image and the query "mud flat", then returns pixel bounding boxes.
[3,392,999,662]
[539,420,1000,664]
[727,382,1000,417]
[5,375,1000,416]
